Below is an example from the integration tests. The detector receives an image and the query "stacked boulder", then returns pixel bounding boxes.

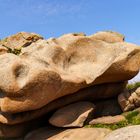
[0,31,140,139]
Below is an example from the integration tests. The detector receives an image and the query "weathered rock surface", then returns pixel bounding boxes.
[94,43,140,84]
[0,46,8,55]
[118,87,140,112]
[89,115,126,125]
[0,82,125,125]
[104,125,140,140]
[49,101,95,127]
[25,127,111,140]
[0,32,120,113]
[0,31,139,114]
[91,31,125,43]
[0,32,43,50]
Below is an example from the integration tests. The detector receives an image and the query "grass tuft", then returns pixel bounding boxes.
[84,120,128,130]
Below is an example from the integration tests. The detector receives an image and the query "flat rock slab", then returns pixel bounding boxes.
[104,125,140,140]
[25,127,111,140]
[89,115,126,125]
[49,101,95,127]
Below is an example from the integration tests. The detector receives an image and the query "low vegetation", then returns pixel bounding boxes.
[85,108,140,130]
[85,120,128,130]
[127,82,140,90]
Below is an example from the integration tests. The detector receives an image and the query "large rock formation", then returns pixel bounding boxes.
[0,33,118,113]
[0,31,140,138]
[0,31,139,114]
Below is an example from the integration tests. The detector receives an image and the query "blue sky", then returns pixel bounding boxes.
[0,0,140,44]
[0,0,140,82]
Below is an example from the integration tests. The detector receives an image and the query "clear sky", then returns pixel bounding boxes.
[0,0,140,43]
[0,0,140,82]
